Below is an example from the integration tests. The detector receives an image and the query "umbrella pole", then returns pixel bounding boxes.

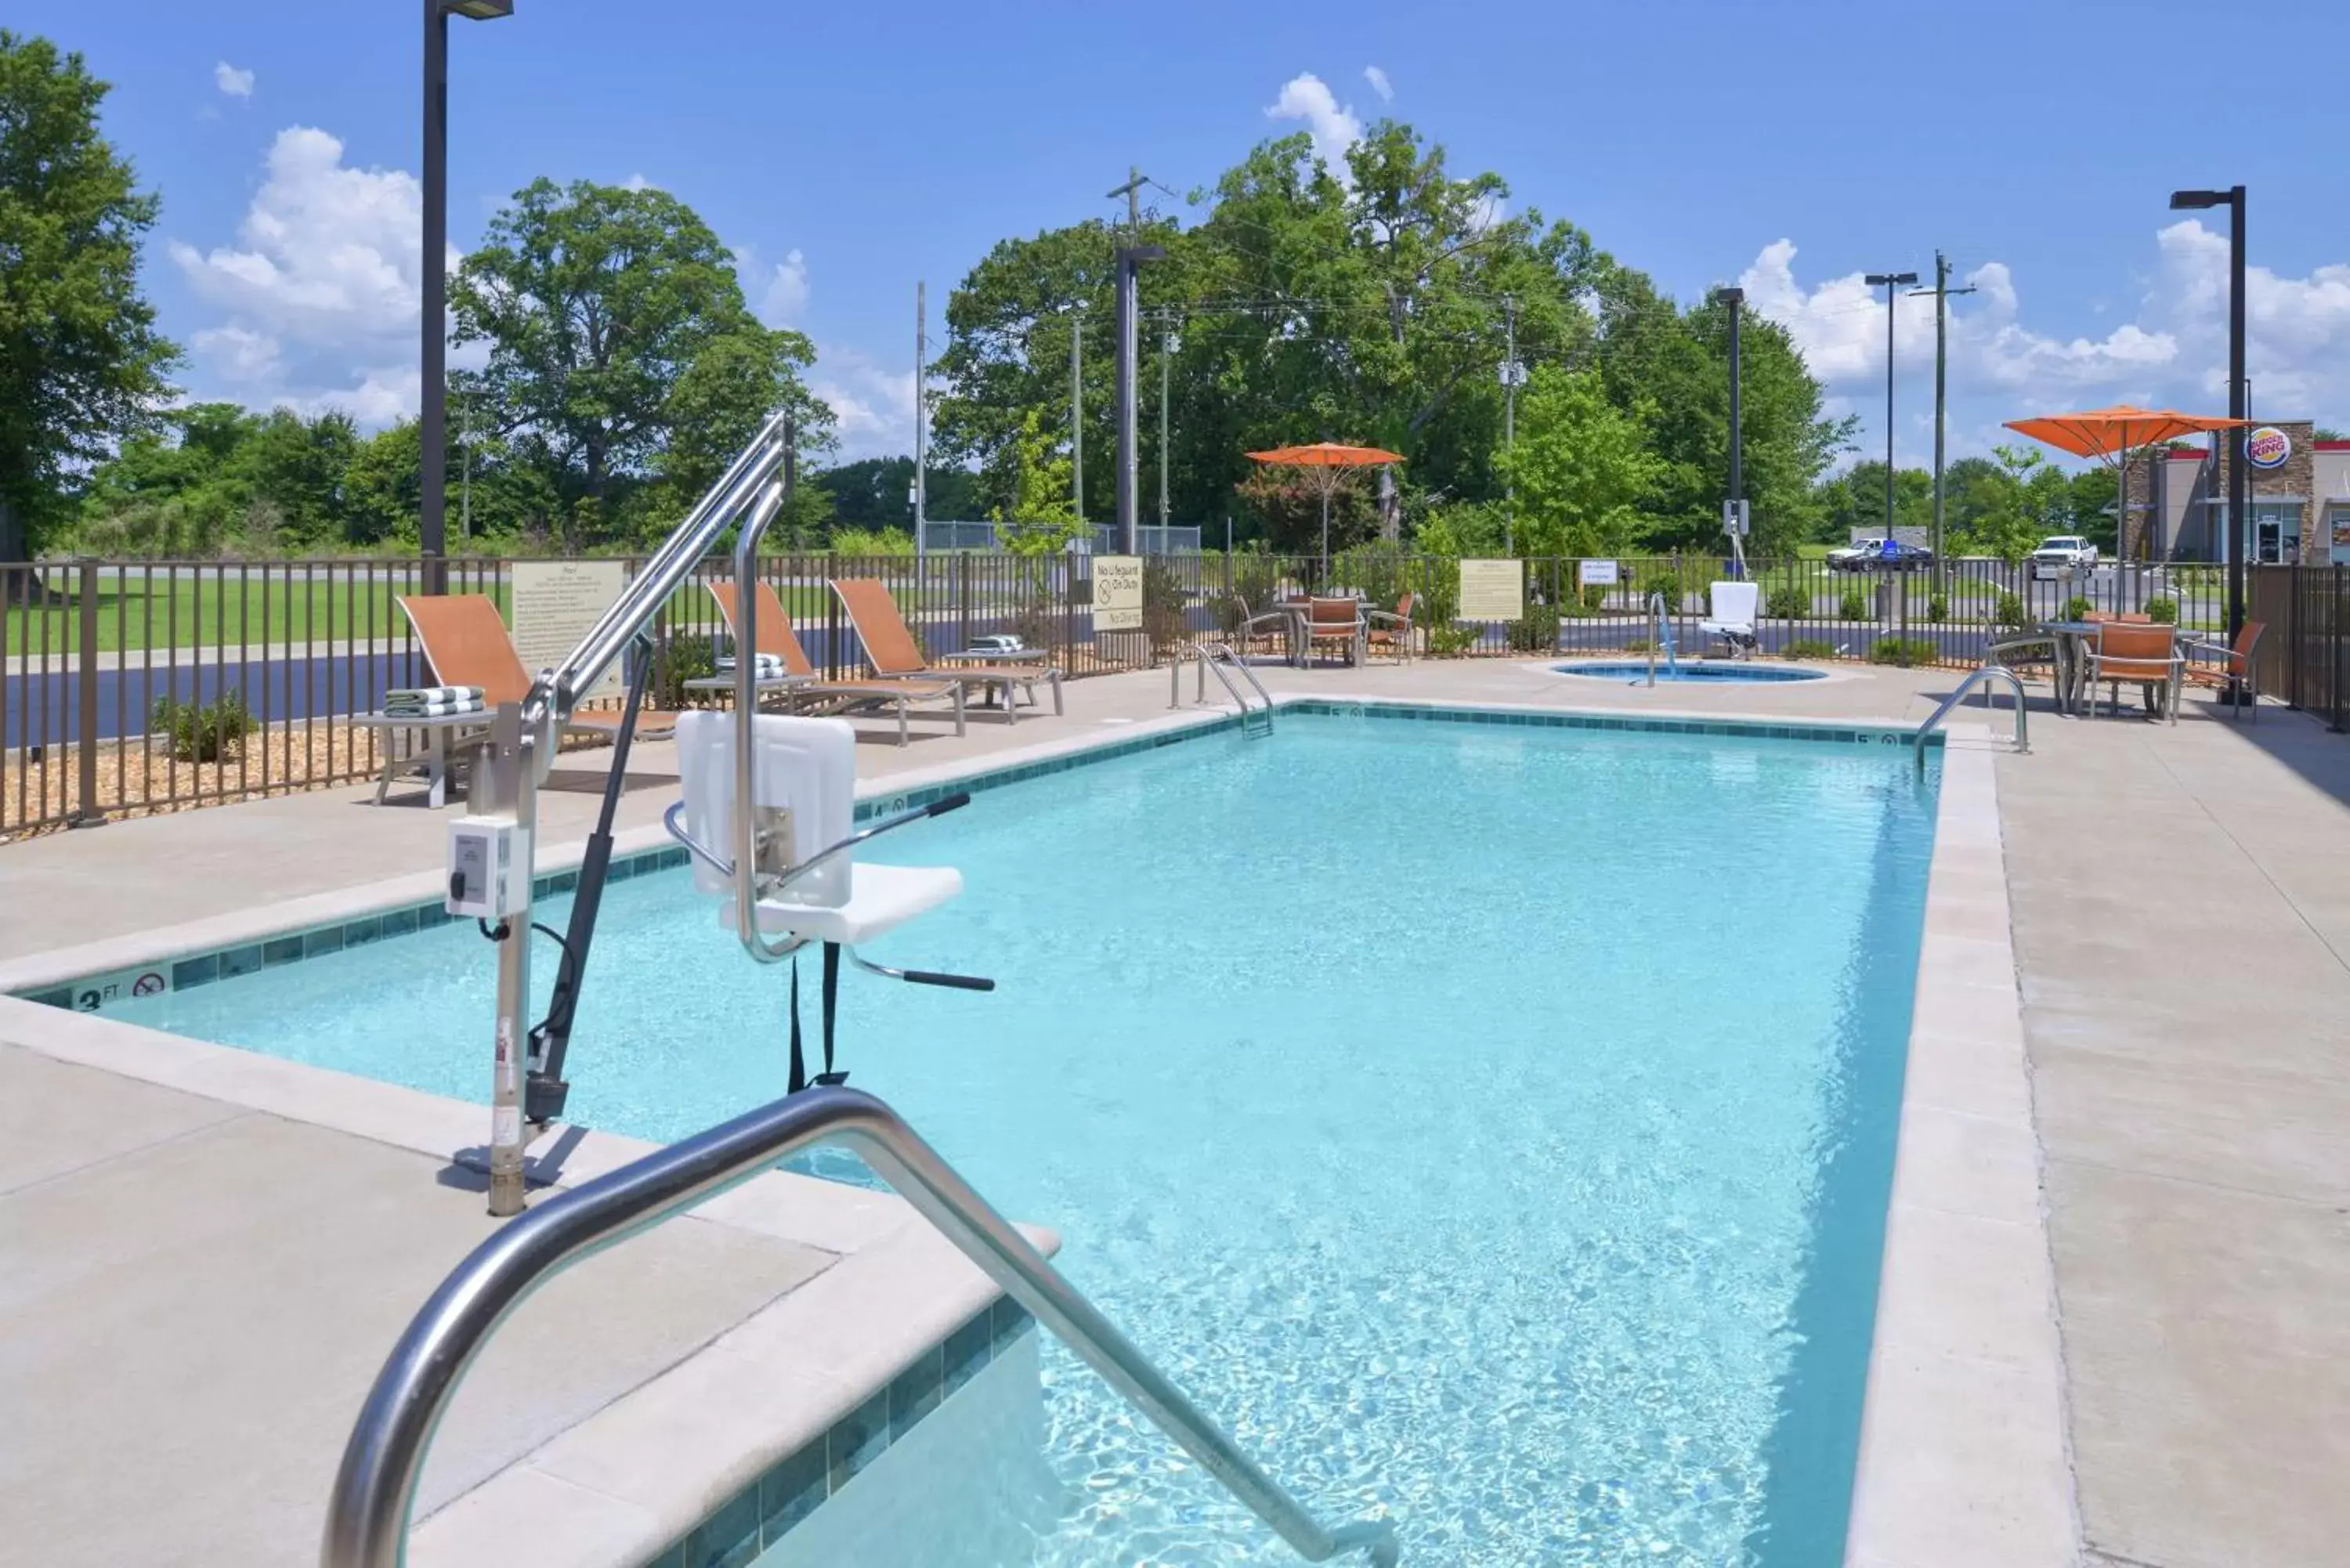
[1321,480,1331,575]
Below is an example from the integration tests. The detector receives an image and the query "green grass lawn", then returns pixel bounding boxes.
[5,569,903,657]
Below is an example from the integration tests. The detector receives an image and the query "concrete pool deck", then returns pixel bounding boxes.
[2,655,2345,1566]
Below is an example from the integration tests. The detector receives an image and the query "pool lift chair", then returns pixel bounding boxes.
[1699,580,1760,659]
[377,410,1401,1568]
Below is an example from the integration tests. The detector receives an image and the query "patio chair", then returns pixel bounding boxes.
[2181,619,2265,721]
[1699,581,1760,659]
[1364,592,1416,664]
[2081,621,2185,723]
[707,581,966,746]
[1229,594,1295,661]
[1987,628,2062,700]
[357,594,681,806]
[830,577,1065,718]
[1303,597,1365,667]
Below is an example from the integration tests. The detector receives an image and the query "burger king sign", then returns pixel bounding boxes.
[2246,425,2292,471]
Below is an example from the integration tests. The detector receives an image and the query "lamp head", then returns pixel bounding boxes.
[2170,189,2227,210]
[1864,271,1919,287]
[444,0,514,19]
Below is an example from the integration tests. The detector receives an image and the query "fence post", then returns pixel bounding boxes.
[2333,565,2345,733]
[71,558,102,828]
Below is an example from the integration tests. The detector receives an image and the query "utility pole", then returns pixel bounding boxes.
[1911,255,1975,590]
[1071,302,1084,523]
[1106,166,1162,555]
[1502,294,1518,555]
[1159,323,1174,529]
[913,280,927,566]
[1864,271,1919,544]
[1716,286,1745,575]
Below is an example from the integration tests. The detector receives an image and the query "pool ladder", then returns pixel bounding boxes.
[318,1086,1399,1568]
[1645,591,1679,687]
[1175,641,1275,736]
[1913,663,2030,772]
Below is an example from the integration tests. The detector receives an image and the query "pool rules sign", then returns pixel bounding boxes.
[1093,555,1144,631]
[512,560,627,701]
[1458,558,1524,622]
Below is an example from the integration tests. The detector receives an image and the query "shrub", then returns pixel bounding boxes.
[2143,596,2178,624]
[658,634,719,708]
[1993,590,2028,630]
[2061,594,2093,622]
[1926,591,1949,623]
[1780,638,1837,660]
[1838,587,1872,621]
[828,526,915,557]
[1505,602,1562,652]
[1141,556,1188,656]
[151,692,252,763]
[1765,584,1810,620]
[1868,637,1941,668]
[1636,566,1687,610]
[1426,624,1480,658]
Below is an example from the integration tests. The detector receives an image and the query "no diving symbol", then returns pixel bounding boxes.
[132,972,168,997]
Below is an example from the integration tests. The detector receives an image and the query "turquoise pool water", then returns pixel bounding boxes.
[121,714,1936,1566]
[1549,661,1829,684]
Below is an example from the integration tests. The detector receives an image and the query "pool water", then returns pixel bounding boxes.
[1550,661,1829,684]
[125,714,1936,1566]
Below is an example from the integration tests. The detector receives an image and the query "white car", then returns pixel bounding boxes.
[2030,536,2099,578]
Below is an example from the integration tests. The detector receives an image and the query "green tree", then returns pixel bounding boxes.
[0,32,178,564]
[1496,366,1660,557]
[820,456,982,528]
[450,179,829,549]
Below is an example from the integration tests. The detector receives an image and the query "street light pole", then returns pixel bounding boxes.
[421,0,511,594]
[2170,186,2247,639]
[1864,271,1919,543]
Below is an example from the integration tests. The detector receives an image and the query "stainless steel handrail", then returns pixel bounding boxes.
[319,1086,1398,1568]
[1645,591,1670,688]
[1173,643,1274,733]
[1914,663,2029,771]
[732,461,801,964]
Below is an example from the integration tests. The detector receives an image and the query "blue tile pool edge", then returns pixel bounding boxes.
[20,702,1942,1015]
[629,1299,1037,1568]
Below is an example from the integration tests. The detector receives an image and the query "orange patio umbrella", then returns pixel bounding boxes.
[1245,442,1405,567]
[2001,406,2246,561]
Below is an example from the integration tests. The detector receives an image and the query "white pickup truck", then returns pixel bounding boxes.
[2030,536,2099,578]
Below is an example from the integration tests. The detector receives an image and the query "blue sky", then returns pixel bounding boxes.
[24,0,2350,476]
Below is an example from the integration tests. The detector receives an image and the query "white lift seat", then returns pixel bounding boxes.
[1699,580,1761,658]
[724,862,963,945]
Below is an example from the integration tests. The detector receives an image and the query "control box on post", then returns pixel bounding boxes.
[446,817,530,919]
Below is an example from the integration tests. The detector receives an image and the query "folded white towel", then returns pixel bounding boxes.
[386,685,483,704]
[385,699,485,718]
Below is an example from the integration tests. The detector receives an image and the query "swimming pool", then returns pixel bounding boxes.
[1550,661,1829,684]
[119,710,1936,1566]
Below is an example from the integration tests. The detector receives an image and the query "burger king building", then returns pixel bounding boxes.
[2123,419,2350,565]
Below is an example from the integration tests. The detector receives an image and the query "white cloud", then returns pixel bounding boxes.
[809,345,915,463]
[1363,65,1393,103]
[760,250,810,325]
[1267,73,1362,181]
[171,125,445,424]
[620,172,656,192]
[190,325,280,383]
[1739,227,2350,468]
[214,61,255,99]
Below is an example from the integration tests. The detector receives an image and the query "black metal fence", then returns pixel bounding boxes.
[2,550,2321,834]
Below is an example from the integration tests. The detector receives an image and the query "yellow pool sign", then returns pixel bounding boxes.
[1458,558,1524,622]
[1092,555,1144,631]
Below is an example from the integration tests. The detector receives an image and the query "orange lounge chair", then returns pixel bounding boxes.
[358,594,678,805]
[1303,597,1364,667]
[829,577,1064,718]
[707,580,964,746]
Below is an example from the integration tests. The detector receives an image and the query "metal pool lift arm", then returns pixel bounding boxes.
[468,412,794,1216]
